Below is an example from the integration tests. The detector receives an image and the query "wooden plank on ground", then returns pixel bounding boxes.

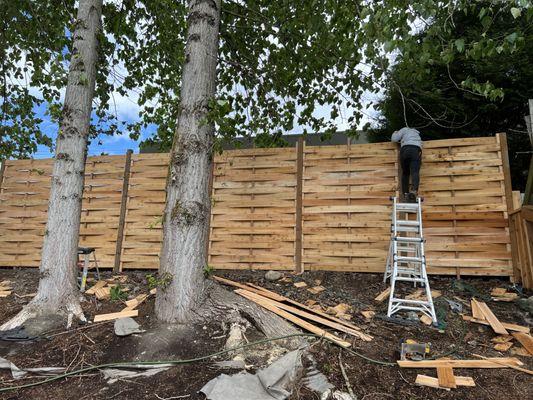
[476,301,509,335]
[237,289,372,341]
[462,315,529,333]
[437,366,457,389]
[85,281,107,295]
[245,282,366,333]
[236,290,351,348]
[212,276,285,301]
[415,374,475,389]
[93,309,138,322]
[512,332,533,355]
[398,357,523,369]
[470,299,484,320]
[374,287,391,302]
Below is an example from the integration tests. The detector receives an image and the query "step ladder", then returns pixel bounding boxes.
[384,197,437,324]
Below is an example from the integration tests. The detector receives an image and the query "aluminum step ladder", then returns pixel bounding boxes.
[384,196,437,324]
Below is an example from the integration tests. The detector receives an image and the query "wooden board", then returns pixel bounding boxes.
[476,301,509,335]
[512,332,533,355]
[237,289,351,348]
[462,315,529,333]
[415,374,475,389]
[93,309,138,322]
[398,358,523,369]
[237,289,372,341]
[437,366,457,389]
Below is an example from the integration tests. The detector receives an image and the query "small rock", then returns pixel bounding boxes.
[265,270,283,281]
[406,311,419,322]
[114,317,144,337]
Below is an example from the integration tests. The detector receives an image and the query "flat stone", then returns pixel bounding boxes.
[114,317,144,336]
[265,271,283,282]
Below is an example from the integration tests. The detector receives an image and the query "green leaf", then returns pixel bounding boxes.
[454,38,465,52]
[510,7,521,19]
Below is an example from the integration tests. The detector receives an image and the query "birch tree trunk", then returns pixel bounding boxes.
[1,0,102,330]
[155,0,221,323]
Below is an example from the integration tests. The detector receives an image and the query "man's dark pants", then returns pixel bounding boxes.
[400,145,422,194]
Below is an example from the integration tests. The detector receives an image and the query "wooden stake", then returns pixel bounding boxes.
[114,149,133,272]
[437,366,457,389]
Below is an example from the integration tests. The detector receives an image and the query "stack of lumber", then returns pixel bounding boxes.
[213,276,372,347]
[490,287,518,302]
[91,288,156,323]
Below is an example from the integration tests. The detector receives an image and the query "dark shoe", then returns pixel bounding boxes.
[407,192,417,203]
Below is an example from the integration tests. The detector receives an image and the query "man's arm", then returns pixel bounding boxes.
[391,130,403,143]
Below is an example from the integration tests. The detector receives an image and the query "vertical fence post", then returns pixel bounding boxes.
[294,137,305,274]
[205,157,215,263]
[113,149,133,272]
[498,133,521,282]
[0,160,6,194]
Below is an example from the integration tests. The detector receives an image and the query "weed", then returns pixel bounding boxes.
[146,272,173,290]
[110,285,128,301]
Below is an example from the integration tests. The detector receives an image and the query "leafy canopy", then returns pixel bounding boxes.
[1,0,531,157]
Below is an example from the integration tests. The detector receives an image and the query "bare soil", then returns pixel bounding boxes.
[0,267,531,400]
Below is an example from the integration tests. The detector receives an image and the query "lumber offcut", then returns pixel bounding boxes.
[511,333,533,356]
[415,374,475,389]
[398,357,523,369]
[93,310,138,322]
[476,301,509,335]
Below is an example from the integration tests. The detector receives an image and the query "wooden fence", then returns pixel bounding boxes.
[509,205,533,289]
[0,134,525,283]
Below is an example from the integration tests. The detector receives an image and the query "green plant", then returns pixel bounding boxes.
[146,272,173,290]
[203,264,215,278]
[109,285,128,302]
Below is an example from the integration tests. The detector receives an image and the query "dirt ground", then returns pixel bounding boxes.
[0,267,531,400]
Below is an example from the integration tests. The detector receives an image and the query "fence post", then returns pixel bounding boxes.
[113,149,133,272]
[498,133,521,282]
[294,137,305,274]
[0,160,6,194]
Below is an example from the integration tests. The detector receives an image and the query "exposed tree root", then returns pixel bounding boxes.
[192,283,303,348]
[0,294,86,332]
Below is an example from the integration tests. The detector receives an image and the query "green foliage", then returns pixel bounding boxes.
[110,285,128,302]
[368,1,532,190]
[2,0,531,160]
[203,264,215,278]
[146,272,173,290]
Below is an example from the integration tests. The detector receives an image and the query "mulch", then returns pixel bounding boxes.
[0,268,531,400]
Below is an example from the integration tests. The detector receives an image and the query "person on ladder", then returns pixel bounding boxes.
[391,127,423,203]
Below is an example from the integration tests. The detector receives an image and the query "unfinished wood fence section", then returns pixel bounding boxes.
[0,134,526,284]
[0,155,127,267]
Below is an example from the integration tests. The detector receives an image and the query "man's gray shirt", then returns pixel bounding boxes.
[391,127,423,148]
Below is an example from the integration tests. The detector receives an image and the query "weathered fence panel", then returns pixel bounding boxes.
[0,134,519,280]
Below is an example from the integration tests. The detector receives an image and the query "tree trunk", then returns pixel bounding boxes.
[155,0,221,323]
[1,0,102,331]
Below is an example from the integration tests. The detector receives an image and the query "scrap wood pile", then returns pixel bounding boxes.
[84,275,156,322]
[214,275,533,393]
[213,276,373,347]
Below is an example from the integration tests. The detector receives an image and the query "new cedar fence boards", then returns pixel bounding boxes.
[0,134,525,283]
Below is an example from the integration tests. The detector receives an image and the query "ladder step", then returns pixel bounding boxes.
[394,226,420,233]
[397,220,420,226]
[391,298,432,306]
[394,277,425,283]
[394,237,424,243]
[396,204,419,212]
[396,256,424,263]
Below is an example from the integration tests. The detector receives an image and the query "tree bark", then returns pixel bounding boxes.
[155,0,221,323]
[1,0,102,330]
